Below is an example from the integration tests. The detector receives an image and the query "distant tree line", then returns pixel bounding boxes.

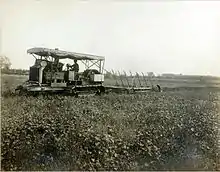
[1,68,29,75]
[0,56,29,75]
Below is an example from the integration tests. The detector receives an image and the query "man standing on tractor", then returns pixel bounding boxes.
[68,59,79,80]
[70,59,79,72]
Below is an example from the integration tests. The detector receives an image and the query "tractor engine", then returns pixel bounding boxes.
[29,59,66,84]
[28,59,103,87]
[29,59,42,82]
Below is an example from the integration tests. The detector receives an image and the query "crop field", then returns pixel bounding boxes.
[1,74,220,171]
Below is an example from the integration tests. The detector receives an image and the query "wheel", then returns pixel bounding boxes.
[96,89,101,96]
[156,85,161,92]
[32,92,40,97]
[74,92,79,98]
[16,88,26,96]
[96,86,105,96]
[70,88,79,98]
[152,85,161,92]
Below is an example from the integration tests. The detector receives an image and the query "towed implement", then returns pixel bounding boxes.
[15,47,161,96]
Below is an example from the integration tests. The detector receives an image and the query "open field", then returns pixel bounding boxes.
[104,75,220,89]
[1,74,220,170]
[1,73,220,92]
[1,74,28,93]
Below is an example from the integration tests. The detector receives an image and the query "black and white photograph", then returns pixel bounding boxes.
[0,0,220,171]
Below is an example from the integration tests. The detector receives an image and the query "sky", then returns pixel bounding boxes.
[0,0,220,76]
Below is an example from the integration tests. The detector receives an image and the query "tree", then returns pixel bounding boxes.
[0,56,11,70]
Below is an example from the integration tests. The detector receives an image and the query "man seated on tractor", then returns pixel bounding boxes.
[67,59,79,80]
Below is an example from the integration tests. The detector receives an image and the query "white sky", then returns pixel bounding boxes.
[0,0,220,76]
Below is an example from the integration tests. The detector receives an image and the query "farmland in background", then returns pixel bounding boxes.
[104,72,220,89]
[1,73,220,171]
[2,72,220,93]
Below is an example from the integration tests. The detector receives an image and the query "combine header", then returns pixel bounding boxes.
[15,47,160,96]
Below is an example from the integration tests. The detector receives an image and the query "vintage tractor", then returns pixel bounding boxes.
[15,47,105,96]
[15,47,161,96]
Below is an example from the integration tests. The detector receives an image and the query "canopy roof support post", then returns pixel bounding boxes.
[81,60,89,70]
[85,60,89,70]
[102,60,105,74]
[92,61,102,71]
[81,59,104,73]
[99,60,102,73]
[32,54,37,59]
[88,60,100,69]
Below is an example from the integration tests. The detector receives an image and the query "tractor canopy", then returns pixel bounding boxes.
[27,47,105,73]
[27,47,105,61]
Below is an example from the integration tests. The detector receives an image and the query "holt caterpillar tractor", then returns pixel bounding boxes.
[15,47,161,96]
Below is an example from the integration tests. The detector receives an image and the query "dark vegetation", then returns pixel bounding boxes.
[1,75,220,171]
